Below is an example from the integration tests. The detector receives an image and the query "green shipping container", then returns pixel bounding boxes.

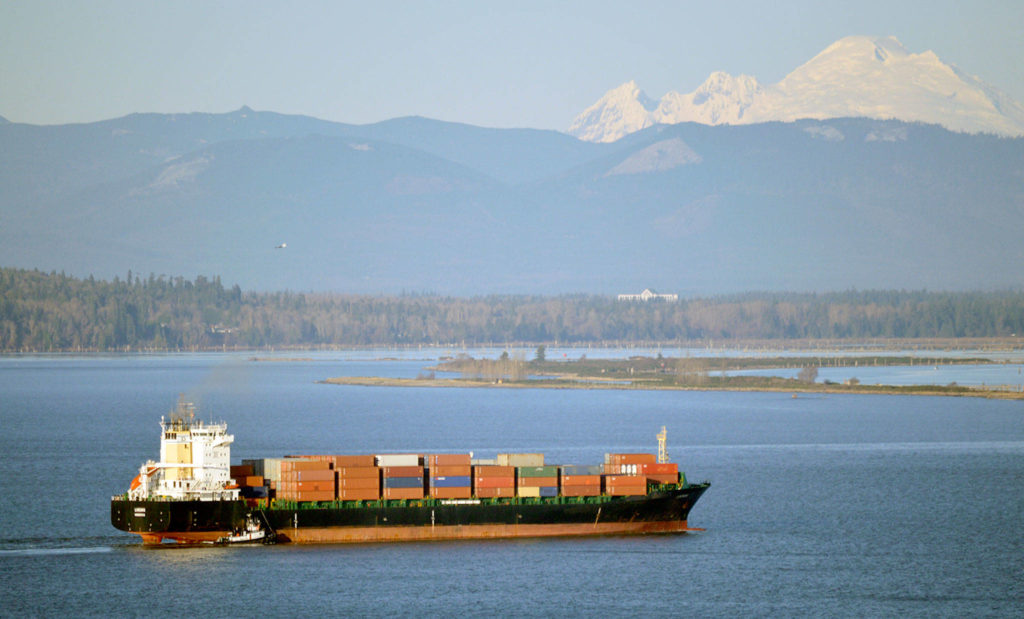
[517,465,559,478]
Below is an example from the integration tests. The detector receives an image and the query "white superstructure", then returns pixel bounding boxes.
[127,397,240,501]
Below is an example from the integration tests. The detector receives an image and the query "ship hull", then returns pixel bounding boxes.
[112,483,708,545]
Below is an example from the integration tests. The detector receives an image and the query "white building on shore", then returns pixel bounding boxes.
[617,288,679,302]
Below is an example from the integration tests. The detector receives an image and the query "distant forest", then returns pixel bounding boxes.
[2,267,1024,352]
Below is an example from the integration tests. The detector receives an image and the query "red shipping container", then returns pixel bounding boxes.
[296,469,335,482]
[339,488,380,501]
[640,463,679,475]
[607,453,657,466]
[430,487,472,499]
[473,476,515,488]
[383,487,423,500]
[231,464,254,477]
[336,466,380,479]
[431,465,472,477]
[473,465,515,477]
[604,475,647,485]
[604,485,647,496]
[474,486,516,498]
[429,454,472,467]
[561,475,601,486]
[334,455,377,468]
[562,485,602,497]
[338,477,380,489]
[517,476,559,487]
[382,466,424,478]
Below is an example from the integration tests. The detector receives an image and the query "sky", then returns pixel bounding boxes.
[2,1,1022,131]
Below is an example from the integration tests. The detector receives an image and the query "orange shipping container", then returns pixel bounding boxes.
[473,465,515,477]
[339,488,380,501]
[383,487,423,500]
[640,463,678,475]
[338,477,380,489]
[517,476,558,487]
[294,481,335,492]
[334,455,377,468]
[562,485,602,497]
[431,465,472,477]
[429,454,472,467]
[473,476,515,488]
[290,490,335,502]
[561,475,601,486]
[242,475,264,487]
[605,486,647,496]
[382,466,424,478]
[646,473,678,484]
[430,487,472,499]
[280,460,331,472]
[604,475,647,485]
[474,486,516,498]
[336,466,380,479]
[607,453,657,466]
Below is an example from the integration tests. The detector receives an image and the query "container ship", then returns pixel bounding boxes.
[111,399,709,545]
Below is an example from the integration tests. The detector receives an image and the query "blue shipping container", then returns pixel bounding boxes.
[539,486,558,497]
[383,476,423,489]
[431,476,471,488]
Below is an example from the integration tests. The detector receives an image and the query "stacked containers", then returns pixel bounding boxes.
[378,454,424,500]
[603,454,653,496]
[560,464,603,497]
[473,465,515,498]
[640,462,679,484]
[278,459,335,502]
[335,455,380,501]
[517,465,559,498]
[429,454,472,499]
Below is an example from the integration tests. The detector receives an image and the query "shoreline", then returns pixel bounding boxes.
[319,376,1024,400]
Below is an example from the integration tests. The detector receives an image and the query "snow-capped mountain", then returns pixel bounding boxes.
[569,36,1024,142]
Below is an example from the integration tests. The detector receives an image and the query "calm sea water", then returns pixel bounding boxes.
[1,353,1022,617]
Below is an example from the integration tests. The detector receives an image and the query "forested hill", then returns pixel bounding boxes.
[2,267,1024,351]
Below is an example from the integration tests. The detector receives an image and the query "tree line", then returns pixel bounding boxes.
[2,267,1024,351]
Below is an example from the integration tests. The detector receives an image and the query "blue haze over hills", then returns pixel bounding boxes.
[1,109,1021,294]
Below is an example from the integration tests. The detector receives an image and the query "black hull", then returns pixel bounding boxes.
[111,483,708,544]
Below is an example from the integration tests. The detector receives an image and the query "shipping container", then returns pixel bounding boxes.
[517,486,541,498]
[230,464,254,478]
[560,474,601,486]
[560,465,604,476]
[282,469,335,482]
[428,454,472,467]
[604,463,646,476]
[336,466,380,479]
[473,465,515,477]
[430,487,472,499]
[383,476,424,489]
[605,453,657,466]
[381,465,424,478]
[473,486,516,498]
[382,487,423,500]
[280,490,335,502]
[645,473,679,484]
[539,486,558,498]
[241,475,264,487]
[473,476,515,488]
[430,465,472,477]
[334,455,377,468]
[640,462,679,475]
[470,458,497,466]
[604,474,648,485]
[517,465,560,478]
[280,459,331,472]
[604,485,647,496]
[376,454,421,467]
[561,485,602,497]
[517,476,558,487]
[338,488,380,501]
[337,477,380,489]
[497,453,544,467]
[431,475,472,488]
[239,486,269,499]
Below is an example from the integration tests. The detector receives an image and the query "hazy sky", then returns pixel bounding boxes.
[2,1,1021,130]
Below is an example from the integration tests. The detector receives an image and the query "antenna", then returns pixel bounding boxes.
[657,426,668,463]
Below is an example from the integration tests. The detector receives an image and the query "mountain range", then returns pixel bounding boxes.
[569,36,1024,142]
[2,35,1023,295]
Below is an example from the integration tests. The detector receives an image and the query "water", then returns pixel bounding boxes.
[1,354,1022,616]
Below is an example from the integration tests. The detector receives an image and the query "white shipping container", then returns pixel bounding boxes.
[375,454,421,467]
[497,453,544,467]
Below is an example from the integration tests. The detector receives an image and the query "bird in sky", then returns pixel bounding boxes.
[275,243,287,249]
